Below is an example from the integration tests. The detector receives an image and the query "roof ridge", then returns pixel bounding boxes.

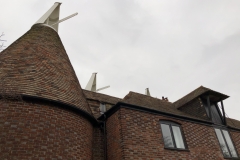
[125,91,172,103]
[173,86,208,104]
[83,89,122,100]
[173,85,229,109]
[226,117,240,122]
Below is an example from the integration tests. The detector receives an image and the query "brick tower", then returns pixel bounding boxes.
[0,24,95,159]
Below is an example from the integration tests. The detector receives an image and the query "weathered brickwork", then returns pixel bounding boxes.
[230,130,240,155]
[86,99,113,118]
[0,24,92,114]
[106,110,124,160]
[92,127,104,160]
[179,98,209,121]
[0,99,93,159]
[86,100,101,118]
[107,107,229,160]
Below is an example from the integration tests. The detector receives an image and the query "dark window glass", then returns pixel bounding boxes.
[222,130,238,158]
[211,104,223,124]
[160,121,186,149]
[215,129,230,157]
[161,124,174,148]
[202,99,223,124]
[215,128,238,158]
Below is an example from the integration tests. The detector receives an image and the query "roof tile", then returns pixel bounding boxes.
[0,24,92,115]
[83,90,122,104]
[121,91,211,122]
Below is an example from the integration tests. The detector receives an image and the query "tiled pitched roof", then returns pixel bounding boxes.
[83,90,122,104]
[0,24,92,115]
[173,86,229,109]
[226,118,240,129]
[173,86,210,109]
[121,91,211,122]
[93,89,240,130]
[120,90,240,130]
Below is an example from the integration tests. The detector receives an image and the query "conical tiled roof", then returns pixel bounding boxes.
[0,24,92,115]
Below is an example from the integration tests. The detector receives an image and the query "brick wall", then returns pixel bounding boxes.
[106,110,123,160]
[107,107,228,159]
[230,130,240,156]
[92,127,104,160]
[0,99,93,159]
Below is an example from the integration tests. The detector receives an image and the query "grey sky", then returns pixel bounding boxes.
[1,0,240,120]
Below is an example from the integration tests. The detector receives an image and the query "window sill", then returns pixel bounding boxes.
[164,147,190,152]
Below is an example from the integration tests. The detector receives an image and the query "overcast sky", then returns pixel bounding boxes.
[1,0,240,121]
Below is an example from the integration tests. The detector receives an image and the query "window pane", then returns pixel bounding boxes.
[172,126,185,149]
[215,129,230,157]
[222,130,238,158]
[161,124,174,148]
[211,104,223,124]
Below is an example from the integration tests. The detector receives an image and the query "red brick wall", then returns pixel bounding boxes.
[106,110,123,160]
[230,130,240,155]
[107,107,228,159]
[0,99,93,159]
[92,127,104,160]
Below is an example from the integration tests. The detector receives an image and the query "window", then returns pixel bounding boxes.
[160,121,186,149]
[215,128,238,158]
[202,99,224,125]
[100,103,106,114]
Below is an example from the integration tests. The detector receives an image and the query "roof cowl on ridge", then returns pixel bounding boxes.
[34,2,78,32]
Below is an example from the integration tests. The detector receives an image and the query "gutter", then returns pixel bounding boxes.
[228,126,240,132]
[20,94,99,126]
[98,102,240,132]
[98,102,213,125]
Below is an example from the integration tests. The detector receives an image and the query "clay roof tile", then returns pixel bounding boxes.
[0,24,92,115]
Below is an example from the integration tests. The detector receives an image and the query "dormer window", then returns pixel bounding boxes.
[203,100,223,124]
[201,97,226,125]
[160,121,187,150]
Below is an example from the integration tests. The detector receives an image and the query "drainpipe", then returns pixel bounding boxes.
[103,114,107,160]
[97,100,107,160]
